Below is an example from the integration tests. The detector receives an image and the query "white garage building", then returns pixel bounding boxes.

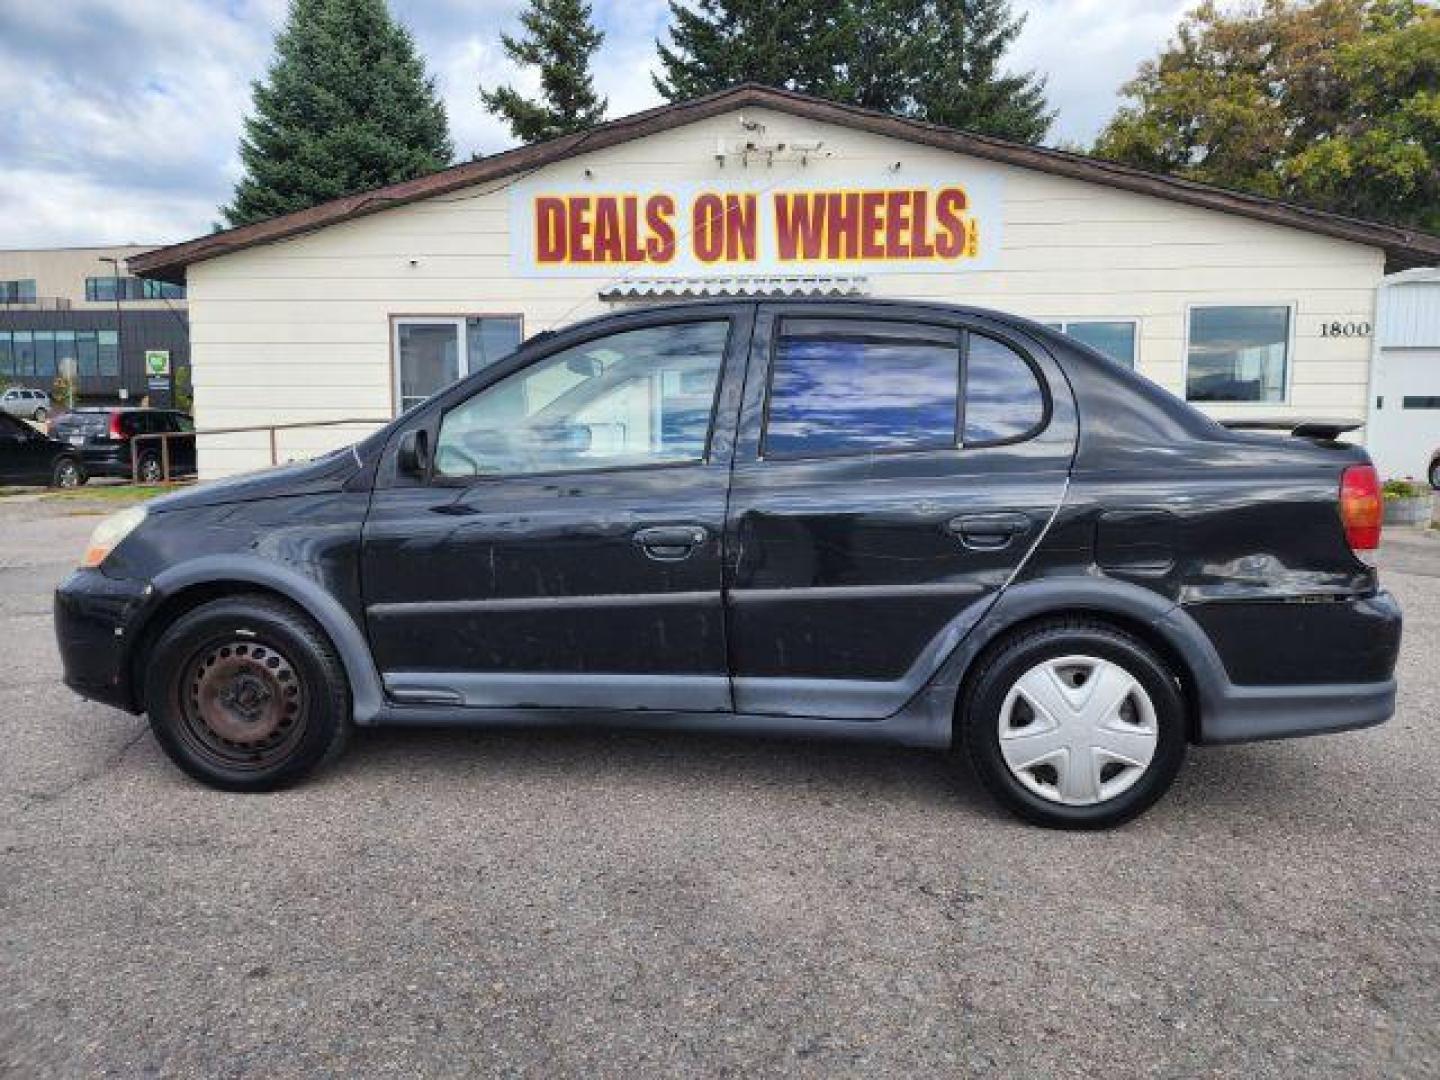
[1368,268,1440,484]
[129,86,1440,478]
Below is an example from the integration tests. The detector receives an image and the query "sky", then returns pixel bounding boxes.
[0,0,1196,249]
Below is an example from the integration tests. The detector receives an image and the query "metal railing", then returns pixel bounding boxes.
[128,417,390,484]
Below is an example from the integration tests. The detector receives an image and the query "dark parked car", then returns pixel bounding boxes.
[0,412,84,488]
[54,301,1401,828]
[49,408,196,483]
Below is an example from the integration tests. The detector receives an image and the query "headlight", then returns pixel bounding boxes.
[81,507,147,568]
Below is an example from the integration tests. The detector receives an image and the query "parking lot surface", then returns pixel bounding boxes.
[2,497,1437,1077]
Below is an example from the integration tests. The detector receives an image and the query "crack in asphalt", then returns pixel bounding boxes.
[18,722,150,808]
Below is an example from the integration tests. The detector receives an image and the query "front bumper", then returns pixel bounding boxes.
[54,568,148,713]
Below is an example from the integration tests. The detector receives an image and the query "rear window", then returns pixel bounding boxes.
[52,411,109,435]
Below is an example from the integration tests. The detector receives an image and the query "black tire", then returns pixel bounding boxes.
[33,407,47,422]
[1430,459,1440,491]
[143,595,351,791]
[957,618,1187,829]
[136,453,163,484]
[51,456,84,489]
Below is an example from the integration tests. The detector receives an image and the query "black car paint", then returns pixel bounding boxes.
[50,408,197,479]
[54,299,1401,751]
[0,413,81,485]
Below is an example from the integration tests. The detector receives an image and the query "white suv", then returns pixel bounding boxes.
[1,387,52,422]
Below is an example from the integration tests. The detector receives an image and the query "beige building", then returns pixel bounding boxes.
[1,244,189,405]
[129,86,1440,478]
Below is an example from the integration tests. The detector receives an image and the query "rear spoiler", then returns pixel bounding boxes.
[1218,417,1362,441]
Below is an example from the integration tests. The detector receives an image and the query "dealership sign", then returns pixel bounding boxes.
[510,173,1002,276]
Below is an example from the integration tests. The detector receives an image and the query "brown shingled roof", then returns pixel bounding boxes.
[130,83,1440,282]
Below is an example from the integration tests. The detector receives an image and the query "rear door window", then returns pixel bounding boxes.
[763,320,961,459]
[761,320,1048,458]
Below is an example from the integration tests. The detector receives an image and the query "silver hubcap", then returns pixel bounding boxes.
[998,654,1159,806]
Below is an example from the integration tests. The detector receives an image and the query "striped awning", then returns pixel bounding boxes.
[599,274,870,300]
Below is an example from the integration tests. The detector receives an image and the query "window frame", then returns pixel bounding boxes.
[756,316,1051,463]
[389,312,525,416]
[1182,302,1296,407]
[1043,318,1141,369]
[426,314,738,488]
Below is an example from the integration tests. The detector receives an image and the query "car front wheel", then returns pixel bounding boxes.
[33,407,48,422]
[143,595,351,791]
[958,619,1187,829]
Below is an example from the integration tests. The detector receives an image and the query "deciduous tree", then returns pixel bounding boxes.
[1094,0,1440,230]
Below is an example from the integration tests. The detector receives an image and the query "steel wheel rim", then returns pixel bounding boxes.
[56,461,79,488]
[175,637,308,769]
[139,458,162,483]
[997,654,1159,807]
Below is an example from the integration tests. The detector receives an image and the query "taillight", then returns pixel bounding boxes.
[108,412,125,440]
[1339,463,1382,555]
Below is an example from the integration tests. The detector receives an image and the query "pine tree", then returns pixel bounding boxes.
[481,0,608,143]
[222,0,453,228]
[654,0,1051,144]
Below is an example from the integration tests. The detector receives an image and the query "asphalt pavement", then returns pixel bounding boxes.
[1,498,1437,1077]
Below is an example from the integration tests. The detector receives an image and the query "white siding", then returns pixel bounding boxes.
[187,107,1388,476]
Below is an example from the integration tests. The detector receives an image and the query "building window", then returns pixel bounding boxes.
[12,331,34,375]
[1186,305,1291,403]
[1044,320,1138,368]
[75,331,99,376]
[85,276,186,302]
[0,332,11,375]
[393,315,524,413]
[98,330,119,376]
[0,279,37,304]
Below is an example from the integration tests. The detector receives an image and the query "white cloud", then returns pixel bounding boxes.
[0,0,1193,249]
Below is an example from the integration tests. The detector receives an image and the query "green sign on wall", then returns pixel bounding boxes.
[144,349,171,377]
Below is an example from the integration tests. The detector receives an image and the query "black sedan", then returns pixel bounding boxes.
[53,300,1401,828]
[0,412,83,488]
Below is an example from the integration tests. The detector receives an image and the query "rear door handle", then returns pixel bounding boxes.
[947,512,1032,551]
[634,524,707,561]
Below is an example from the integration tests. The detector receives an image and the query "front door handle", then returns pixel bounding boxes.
[947,512,1032,551]
[634,524,707,561]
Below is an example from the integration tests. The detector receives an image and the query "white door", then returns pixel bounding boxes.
[1367,347,1440,483]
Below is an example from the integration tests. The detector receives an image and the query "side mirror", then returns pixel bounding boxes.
[397,428,430,477]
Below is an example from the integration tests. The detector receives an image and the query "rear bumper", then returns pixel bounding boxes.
[1185,589,1402,744]
[53,569,147,713]
[1194,678,1396,745]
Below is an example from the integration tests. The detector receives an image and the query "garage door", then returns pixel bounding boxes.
[1367,348,1440,483]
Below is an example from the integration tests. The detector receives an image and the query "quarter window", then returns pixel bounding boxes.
[1187,305,1290,403]
[434,320,730,478]
[963,334,1046,445]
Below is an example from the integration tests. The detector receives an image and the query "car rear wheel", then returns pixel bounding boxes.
[136,453,163,484]
[51,457,84,489]
[143,595,351,791]
[957,619,1187,829]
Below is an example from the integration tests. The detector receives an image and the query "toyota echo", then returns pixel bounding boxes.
[54,300,1402,828]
